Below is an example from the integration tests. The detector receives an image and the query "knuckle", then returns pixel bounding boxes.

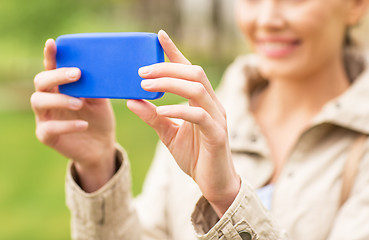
[220,120,228,132]
[30,92,40,108]
[192,83,207,99]
[43,59,48,69]
[36,123,57,146]
[33,72,43,88]
[219,105,227,118]
[211,123,228,142]
[193,65,206,80]
[147,111,159,126]
[36,126,48,144]
[197,108,209,122]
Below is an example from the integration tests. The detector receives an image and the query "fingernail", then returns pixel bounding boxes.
[45,38,53,47]
[141,79,154,88]
[139,66,151,75]
[69,98,83,109]
[159,29,169,40]
[66,69,80,80]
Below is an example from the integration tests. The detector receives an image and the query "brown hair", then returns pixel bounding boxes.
[343,29,366,82]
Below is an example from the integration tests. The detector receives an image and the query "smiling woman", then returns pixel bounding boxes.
[237,0,366,181]
[237,0,361,79]
[30,0,369,239]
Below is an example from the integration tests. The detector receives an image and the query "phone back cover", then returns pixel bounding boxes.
[56,32,164,99]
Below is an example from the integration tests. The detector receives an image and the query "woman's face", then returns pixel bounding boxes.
[236,0,362,80]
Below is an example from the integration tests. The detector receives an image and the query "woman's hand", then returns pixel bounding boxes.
[31,39,116,192]
[128,30,241,217]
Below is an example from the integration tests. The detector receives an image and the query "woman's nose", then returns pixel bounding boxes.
[257,1,285,30]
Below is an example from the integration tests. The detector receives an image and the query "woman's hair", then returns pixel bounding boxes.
[343,29,366,82]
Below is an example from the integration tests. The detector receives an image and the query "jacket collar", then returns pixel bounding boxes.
[222,52,369,156]
[313,65,369,134]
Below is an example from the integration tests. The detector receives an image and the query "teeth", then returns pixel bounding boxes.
[262,42,290,51]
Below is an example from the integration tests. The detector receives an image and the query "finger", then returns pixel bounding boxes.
[44,39,57,70]
[127,99,179,146]
[36,120,88,146]
[156,105,221,139]
[158,30,191,65]
[34,67,80,92]
[139,63,208,83]
[141,78,222,119]
[31,92,83,113]
[139,63,217,101]
[139,63,226,118]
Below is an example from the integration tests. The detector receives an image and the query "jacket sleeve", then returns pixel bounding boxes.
[191,145,369,240]
[191,179,289,240]
[65,143,173,240]
[65,146,142,240]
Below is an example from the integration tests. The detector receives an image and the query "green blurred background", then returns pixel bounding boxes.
[3,0,369,239]
[0,0,246,239]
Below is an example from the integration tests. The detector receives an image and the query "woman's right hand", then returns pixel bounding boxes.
[31,39,116,192]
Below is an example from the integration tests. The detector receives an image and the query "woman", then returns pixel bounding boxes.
[31,0,369,239]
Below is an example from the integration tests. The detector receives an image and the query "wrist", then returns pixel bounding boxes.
[208,175,241,218]
[73,146,117,193]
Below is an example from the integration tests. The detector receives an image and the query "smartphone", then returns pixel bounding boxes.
[56,32,164,99]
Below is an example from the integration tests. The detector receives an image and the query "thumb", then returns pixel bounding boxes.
[44,39,57,70]
[158,30,191,65]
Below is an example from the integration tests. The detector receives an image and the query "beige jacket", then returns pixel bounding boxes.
[66,54,369,240]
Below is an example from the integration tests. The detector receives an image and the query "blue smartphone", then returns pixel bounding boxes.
[56,32,165,99]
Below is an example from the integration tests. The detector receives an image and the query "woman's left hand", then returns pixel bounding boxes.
[127,30,240,217]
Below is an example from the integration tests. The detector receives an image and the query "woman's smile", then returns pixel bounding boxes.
[255,37,301,58]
